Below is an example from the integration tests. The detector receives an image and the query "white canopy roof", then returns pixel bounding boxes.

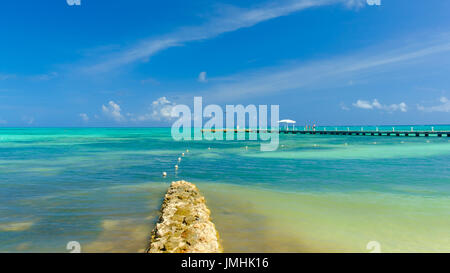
[278,119,296,124]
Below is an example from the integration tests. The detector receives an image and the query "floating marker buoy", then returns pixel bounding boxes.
[162,172,167,177]
[181,153,185,157]
[186,149,189,153]
[175,165,178,170]
[208,147,211,150]
[178,157,181,162]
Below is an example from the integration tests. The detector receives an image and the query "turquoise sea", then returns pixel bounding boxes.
[0,127,449,252]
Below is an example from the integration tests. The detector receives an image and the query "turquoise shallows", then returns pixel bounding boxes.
[0,127,449,252]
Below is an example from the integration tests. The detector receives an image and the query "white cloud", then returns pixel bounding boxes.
[79,113,89,121]
[417,97,450,112]
[198,71,207,83]
[83,0,348,73]
[372,99,382,109]
[353,99,374,109]
[186,34,450,102]
[352,99,407,112]
[387,102,407,112]
[344,0,366,9]
[136,97,176,122]
[102,101,125,122]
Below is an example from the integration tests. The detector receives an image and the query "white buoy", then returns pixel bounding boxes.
[186,149,189,153]
[208,147,211,150]
[178,157,181,162]
[175,165,178,170]
[181,153,185,157]
[162,172,167,177]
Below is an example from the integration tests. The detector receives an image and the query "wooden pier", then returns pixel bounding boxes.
[279,129,450,137]
[201,128,450,137]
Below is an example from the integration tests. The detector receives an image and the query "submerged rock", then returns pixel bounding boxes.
[147,180,222,253]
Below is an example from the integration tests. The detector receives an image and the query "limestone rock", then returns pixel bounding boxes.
[147,180,222,253]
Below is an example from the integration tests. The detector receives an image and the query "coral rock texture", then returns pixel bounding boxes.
[147,180,222,253]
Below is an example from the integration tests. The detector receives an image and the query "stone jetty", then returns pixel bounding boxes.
[147,180,222,253]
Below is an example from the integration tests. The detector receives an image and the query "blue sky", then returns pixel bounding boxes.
[1,0,450,127]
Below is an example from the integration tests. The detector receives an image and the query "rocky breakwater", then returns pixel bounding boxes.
[147,180,222,253]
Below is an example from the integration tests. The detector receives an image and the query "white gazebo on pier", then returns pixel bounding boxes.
[278,119,296,131]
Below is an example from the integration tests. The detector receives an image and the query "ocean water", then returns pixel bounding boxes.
[0,127,449,252]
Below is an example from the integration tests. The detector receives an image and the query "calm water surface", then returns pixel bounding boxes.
[0,127,449,252]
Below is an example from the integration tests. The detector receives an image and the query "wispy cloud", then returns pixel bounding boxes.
[82,0,350,73]
[79,113,89,121]
[102,101,125,122]
[190,34,450,102]
[353,99,407,112]
[344,0,366,9]
[417,97,450,112]
[198,71,207,83]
